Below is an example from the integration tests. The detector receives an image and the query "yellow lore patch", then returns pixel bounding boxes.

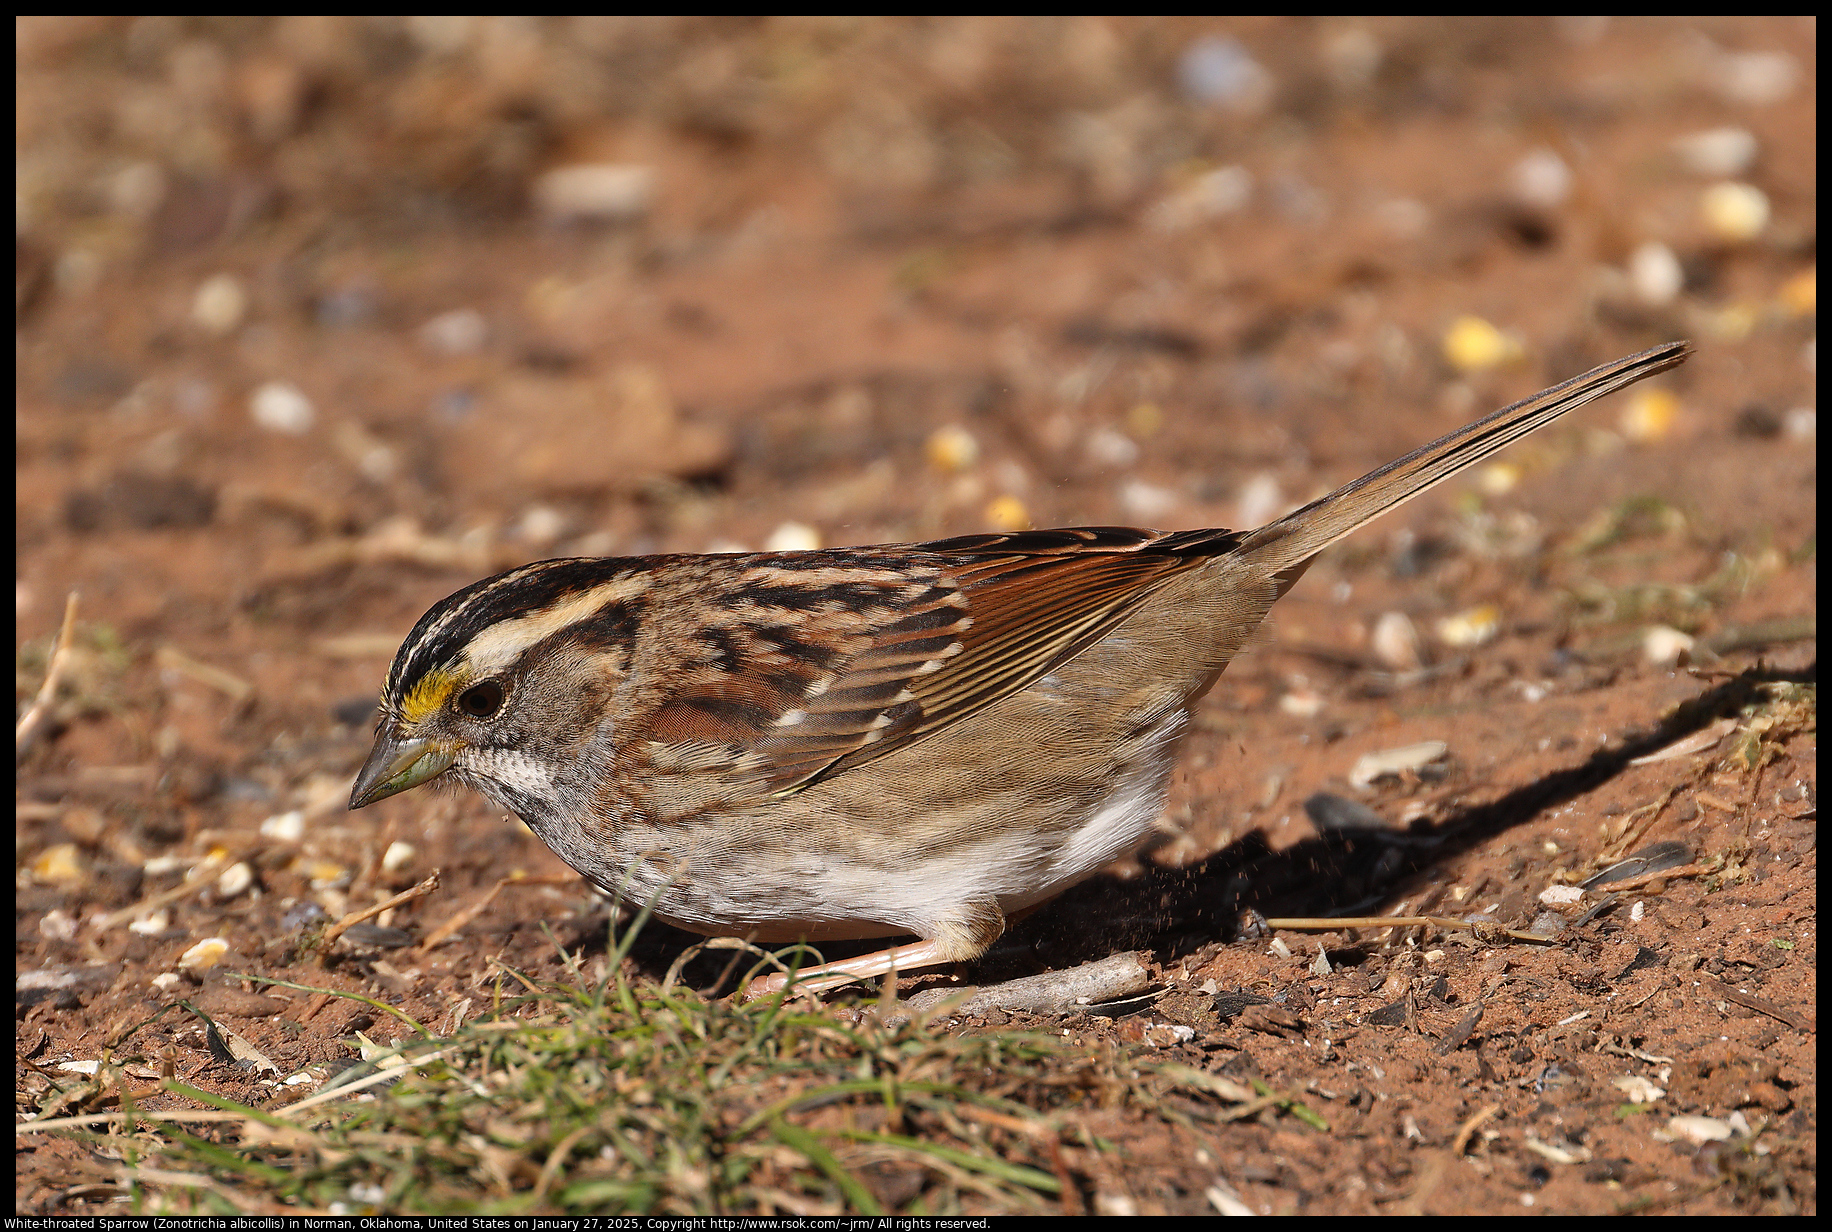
[400,668,460,724]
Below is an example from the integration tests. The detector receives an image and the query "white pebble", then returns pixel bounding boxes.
[179,937,230,972]
[128,909,171,936]
[1177,36,1274,113]
[381,841,416,873]
[764,522,820,553]
[151,972,183,993]
[1537,884,1585,906]
[215,861,254,898]
[1371,611,1423,671]
[1642,625,1695,666]
[418,308,487,355]
[1235,472,1285,529]
[515,504,567,547]
[250,381,315,435]
[1629,241,1684,306]
[1671,127,1758,178]
[1666,1115,1736,1145]
[1347,741,1447,790]
[1510,148,1571,210]
[1084,427,1139,468]
[1614,1075,1665,1103]
[40,910,79,941]
[191,273,247,334]
[1700,182,1770,243]
[1708,49,1798,107]
[1118,480,1178,521]
[533,163,655,222]
[260,810,306,843]
[1279,687,1324,718]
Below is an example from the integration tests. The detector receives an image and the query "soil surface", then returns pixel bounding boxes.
[17,17,1816,1215]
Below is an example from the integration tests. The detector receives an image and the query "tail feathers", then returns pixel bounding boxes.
[1236,341,1692,573]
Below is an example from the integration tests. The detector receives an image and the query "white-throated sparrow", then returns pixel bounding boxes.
[352,342,1689,991]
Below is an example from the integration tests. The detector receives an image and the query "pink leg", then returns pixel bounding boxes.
[747,936,964,997]
[744,897,1006,998]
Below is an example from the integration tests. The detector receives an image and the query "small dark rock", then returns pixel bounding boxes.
[65,471,216,533]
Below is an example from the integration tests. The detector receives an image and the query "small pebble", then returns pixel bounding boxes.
[40,910,79,941]
[1671,126,1758,178]
[515,504,566,548]
[1437,604,1500,648]
[764,522,820,553]
[1177,36,1274,112]
[1148,166,1252,230]
[1665,1115,1736,1145]
[1279,687,1324,718]
[31,844,84,885]
[1628,241,1684,306]
[983,495,1030,532]
[1619,388,1679,443]
[1119,480,1177,521]
[179,937,230,972]
[1509,148,1571,210]
[260,810,305,843]
[301,858,352,890]
[1475,461,1521,496]
[250,381,315,435]
[418,308,487,355]
[1235,472,1285,529]
[281,901,329,932]
[1700,182,1770,243]
[215,861,254,898]
[533,163,654,223]
[151,972,183,993]
[1707,49,1798,107]
[1371,611,1423,671]
[1347,740,1447,790]
[191,273,247,334]
[1613,1075,1665,1103]
[1525,912,1567,939]
[1779,268,1815,316]
[1537,884,1584,906]
[1084,427,1139,468]
[381,841,416,873]
[1642,625,1695,666]
[925,425,979,473]
[128,909,171,936]
[1442,316,1522,373]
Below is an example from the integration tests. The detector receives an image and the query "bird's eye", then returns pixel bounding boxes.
[455,680,504,718]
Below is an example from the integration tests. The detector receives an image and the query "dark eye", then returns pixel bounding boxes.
[455,680,504,718]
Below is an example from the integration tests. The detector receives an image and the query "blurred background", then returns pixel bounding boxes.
[17,18,1814,583]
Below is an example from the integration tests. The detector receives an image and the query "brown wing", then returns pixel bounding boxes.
[629,530,1240,798]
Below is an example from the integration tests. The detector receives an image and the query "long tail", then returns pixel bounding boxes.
[1235,340,1692,575]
